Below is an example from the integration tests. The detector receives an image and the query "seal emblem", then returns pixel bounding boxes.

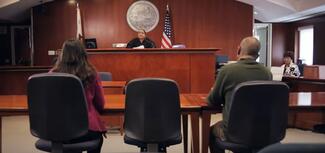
[127,1,159,32]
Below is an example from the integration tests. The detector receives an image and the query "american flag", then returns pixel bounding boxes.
[161,4,172,48]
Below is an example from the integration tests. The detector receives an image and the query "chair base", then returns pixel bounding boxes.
[211,137,257,153]
[35,138,101,153]
[124,135,182,153]
[140,144,166,153]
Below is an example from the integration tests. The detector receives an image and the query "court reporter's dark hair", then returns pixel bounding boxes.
[284,51,294,59]
[53,39,96,87]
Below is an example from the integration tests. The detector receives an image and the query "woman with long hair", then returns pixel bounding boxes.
[52,39,106,153]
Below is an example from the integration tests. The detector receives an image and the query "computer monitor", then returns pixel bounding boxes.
[216,55,229,64]
[85,38,97,49]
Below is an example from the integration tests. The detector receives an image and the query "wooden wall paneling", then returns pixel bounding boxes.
[190,54,215,93]
[271,23,295,66]
[33,0,76,65]
[32,0,253,65]
[0,68,49,94]
[272,24,287,66]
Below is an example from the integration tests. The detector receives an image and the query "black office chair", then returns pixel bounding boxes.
[258,143,325,153]
[297,64,305,77]
[99,72,113,81]
[27,73,101,153]
[124,78,182,152]
[210,81,289,153]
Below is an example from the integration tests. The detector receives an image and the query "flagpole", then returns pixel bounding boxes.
[76,2,83,41]
[160,3,173,48]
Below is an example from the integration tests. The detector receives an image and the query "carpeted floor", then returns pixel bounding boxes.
[2,115,325,153]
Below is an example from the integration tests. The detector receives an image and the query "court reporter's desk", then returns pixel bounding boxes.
[87,48,219,93]
[198,92,325,153]
[0,94,205,153]
[282,77,325,92]
[282,77,325,129]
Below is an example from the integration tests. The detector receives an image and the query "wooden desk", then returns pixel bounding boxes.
[0,48,219,94]
[288,92,325,129]
[101,81,126,132]
[101,81,126,94]
[282,76,325,128]
[282,77,325,92]
[88,48,219,93]
[101,81,126,88]
[0,94,203,153]
[303,65,325,79]
[0,66,50,95]
[199,92,325,153]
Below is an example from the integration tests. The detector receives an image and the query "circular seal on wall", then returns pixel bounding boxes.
[126,1,159,32]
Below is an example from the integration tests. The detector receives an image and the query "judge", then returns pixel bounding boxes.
[126,29,156,48]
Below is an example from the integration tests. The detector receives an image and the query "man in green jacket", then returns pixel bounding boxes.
[207,37,272,153]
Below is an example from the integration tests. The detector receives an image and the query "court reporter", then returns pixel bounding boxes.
[281,52,300,77]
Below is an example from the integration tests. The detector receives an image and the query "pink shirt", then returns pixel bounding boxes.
[84,74,107,132]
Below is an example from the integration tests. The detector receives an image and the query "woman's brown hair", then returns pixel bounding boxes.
[53,39,96,87]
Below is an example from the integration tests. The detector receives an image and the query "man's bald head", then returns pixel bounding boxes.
[239,37,261,59]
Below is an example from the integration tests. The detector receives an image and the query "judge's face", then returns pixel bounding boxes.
[137,30,146,40]
[284,57,292,65]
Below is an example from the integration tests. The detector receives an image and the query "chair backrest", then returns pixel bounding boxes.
[227,81,289,148]
[98,72,112,81]
[27,73,88,141]
[298,64,305,76]
[258,143,325,153]
[124,78,181,143]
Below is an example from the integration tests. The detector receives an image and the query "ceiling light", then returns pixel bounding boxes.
[68,0,76,5]
[0,0,20,8]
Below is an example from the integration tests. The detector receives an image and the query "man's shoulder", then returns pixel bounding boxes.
[220,62,241,71]
[220,62,271,75]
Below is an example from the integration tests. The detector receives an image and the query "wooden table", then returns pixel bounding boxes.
[101,81,126,94]
[282,77,325,92]
[199,92,325,153]
[0,94,203,153]
[88,48,219,93]
[101,81,126,89]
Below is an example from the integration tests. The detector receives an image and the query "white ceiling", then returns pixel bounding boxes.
[237,0,325,22]
[0,0,53,22]
[1,0,325,23]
